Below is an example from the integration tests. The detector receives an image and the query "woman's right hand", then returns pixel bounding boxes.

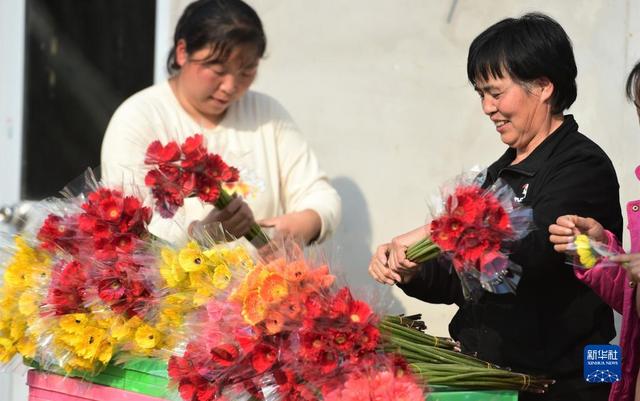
[387,226,428,273]
[548,215,606,253]
[192,195,256,239]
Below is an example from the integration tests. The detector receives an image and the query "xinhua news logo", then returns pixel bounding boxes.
[584,344,621,383]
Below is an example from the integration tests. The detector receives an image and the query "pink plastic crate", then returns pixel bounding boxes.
[27,370,170,401]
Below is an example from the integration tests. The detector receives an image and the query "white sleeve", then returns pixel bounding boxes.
[273,105,342,243]
[100,100,189,244]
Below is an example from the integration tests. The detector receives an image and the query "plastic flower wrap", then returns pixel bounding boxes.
[406,169,534,299]
[144,133,269,246]
[167,243,427,401]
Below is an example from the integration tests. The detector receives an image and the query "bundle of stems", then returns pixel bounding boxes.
[405,237,440,263]
[381,315,554,394]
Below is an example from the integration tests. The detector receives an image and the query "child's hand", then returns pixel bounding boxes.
[609,253,640,283]
[548,215,606,253]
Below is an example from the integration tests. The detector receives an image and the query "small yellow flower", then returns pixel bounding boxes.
[75,326,107,360]
[160,247,186,287]
[575,234,598,268]
[178,242,208,272]
[134,324,161,350]
[9,319,26,341]
[212,265,232,290]
[0,337,16,363]
[16,336,36,359]
[111,316,133,341]
[59,314,89,334]
[18,292,39,316]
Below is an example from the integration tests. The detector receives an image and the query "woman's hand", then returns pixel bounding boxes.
[258,209,321,245]
[609,253,640,283]
[387,226,428,273]
[368,243,401,285]
[548,215,606,253]
[192,195,255,239]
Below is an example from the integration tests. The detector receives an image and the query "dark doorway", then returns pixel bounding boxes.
[23,0,156,199]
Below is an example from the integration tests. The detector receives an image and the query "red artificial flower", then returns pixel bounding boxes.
[210,343,239,367]
[97,275,126,303]
[251,343,278,373]
[37,214,78,255]
[204,154,238,183]
[449,186,484,224]
[196,175,221,203]
[430,216,464,251]
[181,134,208,168]
[358,324,380,353]
[47,260,87,315]
[145,140,181,165]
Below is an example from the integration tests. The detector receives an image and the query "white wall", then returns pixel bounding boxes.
[2,1,640,400]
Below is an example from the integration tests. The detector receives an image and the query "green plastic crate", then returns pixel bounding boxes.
[427,389,518,401]
[83,358,172,398]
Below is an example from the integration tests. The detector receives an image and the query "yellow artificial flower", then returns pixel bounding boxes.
[575,234,598,268]
[111,316,133,341]
[75,326,107,360]
[0,337,16,363]
[160,247,186,287]
[178,242,208,272]
[9,319,26,341]
[134,324,161,350]
[16,336,36,359]
[59,314,89,334]
[18,291,39,316]
[212,265,232,290]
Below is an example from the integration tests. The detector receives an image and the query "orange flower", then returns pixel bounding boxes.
[264,311,286,335]
[242,290,266,325]
[283,260,308,283]
[259,273,288,304]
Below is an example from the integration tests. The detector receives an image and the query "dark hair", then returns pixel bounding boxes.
[626,60,640,103]
[467,13,577,114]
[167,0,266,74]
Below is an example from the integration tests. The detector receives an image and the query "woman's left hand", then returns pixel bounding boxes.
[608,253,640,283]
[258,209,321,244]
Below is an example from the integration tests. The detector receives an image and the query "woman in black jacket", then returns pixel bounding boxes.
[369,13,622,401]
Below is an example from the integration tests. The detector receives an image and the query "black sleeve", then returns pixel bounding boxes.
[396,259,464,305]
[510,150,622,281]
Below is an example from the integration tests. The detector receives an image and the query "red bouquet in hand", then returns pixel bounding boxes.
[406,169,533,300]
[144,134,268,245]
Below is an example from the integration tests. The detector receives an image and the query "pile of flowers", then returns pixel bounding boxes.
[167,256,426,401]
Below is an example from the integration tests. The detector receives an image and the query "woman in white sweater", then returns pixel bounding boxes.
[101,0,340,245]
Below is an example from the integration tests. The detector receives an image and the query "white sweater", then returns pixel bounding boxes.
[101,81,341,244]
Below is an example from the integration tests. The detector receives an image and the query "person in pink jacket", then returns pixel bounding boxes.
[549,61,640,401]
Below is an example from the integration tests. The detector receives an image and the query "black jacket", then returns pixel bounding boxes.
[399,116,622,380]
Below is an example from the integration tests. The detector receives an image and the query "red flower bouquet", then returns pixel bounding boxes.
[144,134,268,246]
[406,170,533,299]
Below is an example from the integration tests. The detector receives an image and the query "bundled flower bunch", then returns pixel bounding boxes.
[143,241,255,354]
[144,134,269,245]
[159,241,254,307]
[406,171,533,299]
[25,187,168,373]
[567,234,618,269]
[0,237,51,363]
[167,255,426,401]
[38,188,154,318]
